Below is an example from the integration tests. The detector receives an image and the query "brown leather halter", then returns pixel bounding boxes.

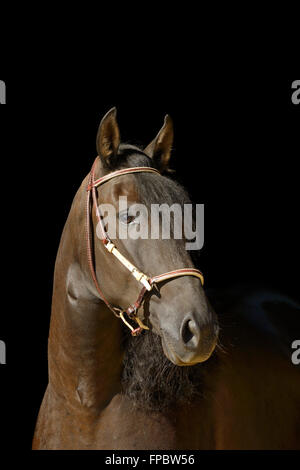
[86,157,205,336]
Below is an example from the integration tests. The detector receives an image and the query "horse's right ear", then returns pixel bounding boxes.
[96,108,120,166]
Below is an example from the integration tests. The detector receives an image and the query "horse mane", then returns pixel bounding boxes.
[115,143,211,412]
[121,329,210,413]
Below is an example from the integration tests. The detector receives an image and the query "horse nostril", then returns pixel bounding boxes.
[181,318,198,345]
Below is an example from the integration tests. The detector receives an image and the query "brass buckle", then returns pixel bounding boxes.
[114,306,149,334]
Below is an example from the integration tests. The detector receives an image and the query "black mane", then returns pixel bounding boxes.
[121,330,207,413]
[115,143,192,212]
[118,144,208,412]
[113,143,153,170]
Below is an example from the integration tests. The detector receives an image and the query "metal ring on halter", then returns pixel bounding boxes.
[118,310,149,334]
[127,305,138,320]
[111,307,123,319]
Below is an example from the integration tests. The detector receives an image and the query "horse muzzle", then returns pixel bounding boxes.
[160,312,219,366]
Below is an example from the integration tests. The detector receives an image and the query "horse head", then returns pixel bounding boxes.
[88,108,219,366]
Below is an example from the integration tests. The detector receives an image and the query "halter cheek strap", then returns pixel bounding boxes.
[86,157,205,336]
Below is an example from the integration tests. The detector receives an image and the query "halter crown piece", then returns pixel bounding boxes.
[86,157,205,336]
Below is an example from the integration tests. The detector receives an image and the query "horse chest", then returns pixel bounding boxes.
[93,394,177,450]
[92,394,215,450]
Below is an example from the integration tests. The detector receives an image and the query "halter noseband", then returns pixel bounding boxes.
[86,157,204,336]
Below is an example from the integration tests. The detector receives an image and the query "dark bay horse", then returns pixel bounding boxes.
[33,109,300,450]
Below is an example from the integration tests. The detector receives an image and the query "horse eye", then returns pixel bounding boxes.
[119,211,136,225]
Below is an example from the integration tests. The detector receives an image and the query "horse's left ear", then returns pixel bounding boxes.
[144,115,174,173]
[96,107,121,166]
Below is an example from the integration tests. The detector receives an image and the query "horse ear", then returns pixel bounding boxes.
[144,115,174,173]
[96,107,120,166]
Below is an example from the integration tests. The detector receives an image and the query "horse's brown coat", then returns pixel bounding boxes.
[32,111,300,450]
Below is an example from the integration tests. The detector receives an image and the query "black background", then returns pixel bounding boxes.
[0,78,299,458]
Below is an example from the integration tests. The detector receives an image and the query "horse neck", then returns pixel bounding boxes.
[48,174,124,414]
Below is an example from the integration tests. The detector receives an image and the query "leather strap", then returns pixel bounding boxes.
[87,166,161,191]
[86,159,120,316]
